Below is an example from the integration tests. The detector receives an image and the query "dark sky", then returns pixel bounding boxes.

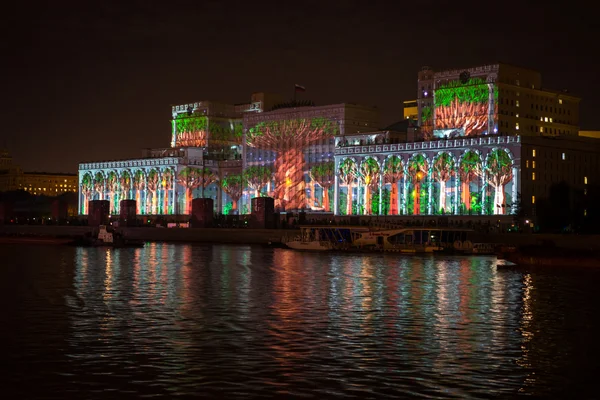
[3,0,597,173]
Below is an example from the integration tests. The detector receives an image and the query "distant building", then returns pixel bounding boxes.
[579,130,600,139]
[403,100,417,120]
[417,63,580,140]
[0,149,77,195]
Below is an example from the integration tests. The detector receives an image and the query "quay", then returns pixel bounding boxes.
[1,224,599,251]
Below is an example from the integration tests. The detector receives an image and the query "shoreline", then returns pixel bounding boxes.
[1,225,599,250]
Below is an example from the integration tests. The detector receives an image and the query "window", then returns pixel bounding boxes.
[532,161,536,169]
[584,209,587,217]
[532,172,536,180]
[526,160,529,168]
[584,176,588,184]
[516,91,520,97]
[549,118,553,123]
[516,100,520,107]
[562,153,566,160]
[515,123,520,130]
[516,113,519,118]
[559,99,563,104]
[544,117,548,122]
[532,196,536,204]
[516,79,520,86]
[540,127,544,133]
[532,149,536,157]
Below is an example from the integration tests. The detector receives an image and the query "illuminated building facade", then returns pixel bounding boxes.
[243,103,379,212]
[0,149,77,195]
[78,66,594,219]
[333,135,521,216]
[332,133,599,217]
[417,64,580,140]
[78,94,380,215]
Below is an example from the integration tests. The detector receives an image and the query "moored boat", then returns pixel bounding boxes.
[70,225,145,248]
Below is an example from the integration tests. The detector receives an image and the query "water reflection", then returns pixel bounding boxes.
[3,243,600,398]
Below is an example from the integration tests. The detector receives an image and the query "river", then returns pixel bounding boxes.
[2,243,599,398]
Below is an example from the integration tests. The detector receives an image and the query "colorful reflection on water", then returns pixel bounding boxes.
[2,243,599,398]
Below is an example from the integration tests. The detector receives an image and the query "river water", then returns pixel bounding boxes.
[2,243,599,399]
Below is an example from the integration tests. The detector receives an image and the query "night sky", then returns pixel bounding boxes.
[3,0,596,173]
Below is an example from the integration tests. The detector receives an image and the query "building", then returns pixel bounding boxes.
[332,133,598,220]
[403,100,417,120]
[0,149,77,195]
[325,63,594,223]
[78,65,597,223]
[579,131,600,139]
[78,94,380,215]
[417,63,580,140]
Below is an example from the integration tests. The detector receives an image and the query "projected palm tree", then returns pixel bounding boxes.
[408,154,428,215]
[106,171,119,213]
[309,161,334,211]
[80,173,93,214]
[161,169,174,215]
[244,165,272,198]
[120,170,133,201]
[246,118,338,210]
[432,153,455,213]
[133,170,145,214]
[359,158,380,215]
[220,174,243,213]
[338,158,358,215]
[146,169,160,215]
[93,172,105,200]
[458,150,482,211]
[383,156,403,215]
[485,148,513,215]
[177,167,204,214]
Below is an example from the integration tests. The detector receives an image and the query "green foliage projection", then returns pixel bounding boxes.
[434,78,498,107]
[485,148,513,185]
[174,114,242,144]
[220,174,243,207]
[120,171,132,192]
[421,106,432,123]
[244,165,273,196]
[338,158,358,216]
[371,188,390,215]
[246,117,339,143]
[81,173,93,193]
[175,115,208,136]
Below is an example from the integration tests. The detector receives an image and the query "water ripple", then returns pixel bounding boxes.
[2,243,600,398]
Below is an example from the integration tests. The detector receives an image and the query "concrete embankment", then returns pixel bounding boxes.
[0,225,286,245]
[0,225,598,249]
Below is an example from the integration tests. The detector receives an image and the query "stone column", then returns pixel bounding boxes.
[427,171,433,215]
[402,175,408,215]
[333,174,339,215]
[378,170,384,215]
[481,168,487,215]
[455,172,460,215]
[511,166,518,214]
